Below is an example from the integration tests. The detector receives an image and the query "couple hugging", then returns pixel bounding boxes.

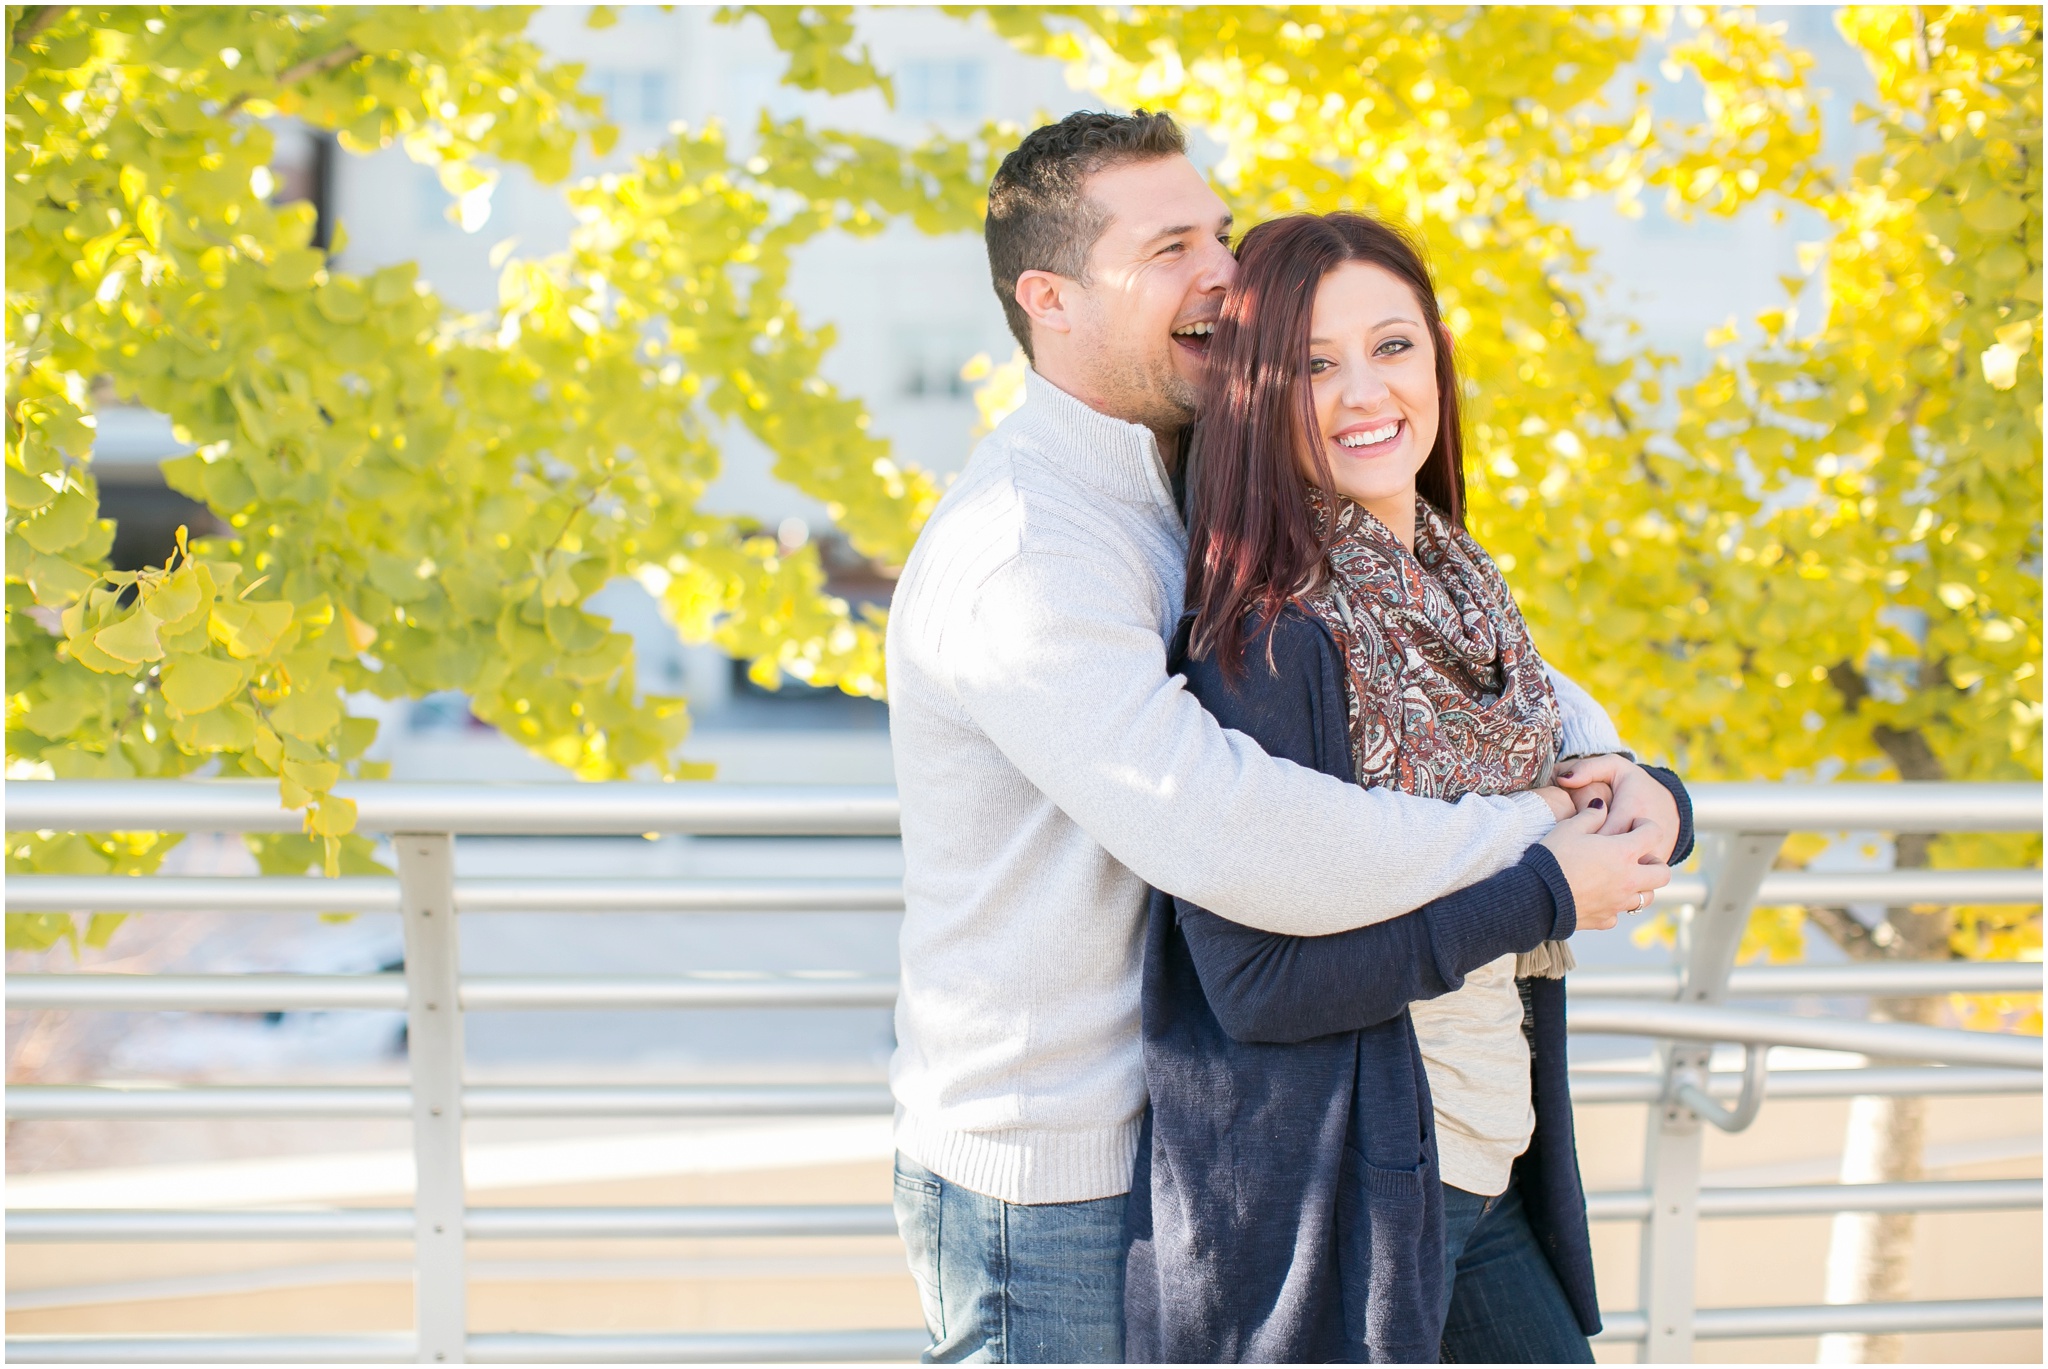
[885,110,1693,1364]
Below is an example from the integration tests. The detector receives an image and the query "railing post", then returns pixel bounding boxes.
[399,833,466,1364]
[1638,831,1784,1362]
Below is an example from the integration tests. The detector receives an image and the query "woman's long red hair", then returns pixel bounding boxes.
[1185,212,1468,676]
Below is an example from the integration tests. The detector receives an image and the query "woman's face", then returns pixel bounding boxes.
[1302,261,1440,536]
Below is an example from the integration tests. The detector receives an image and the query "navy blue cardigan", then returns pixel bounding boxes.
[1124,608,1694,1363]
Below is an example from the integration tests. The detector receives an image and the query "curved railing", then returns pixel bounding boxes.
[5,780,2041,1363]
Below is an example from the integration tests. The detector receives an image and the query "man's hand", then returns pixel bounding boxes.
[1556,754,1678,863]
[1536,804,1671,930]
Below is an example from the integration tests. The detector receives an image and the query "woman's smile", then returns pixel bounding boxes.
[1331,417,1405,458]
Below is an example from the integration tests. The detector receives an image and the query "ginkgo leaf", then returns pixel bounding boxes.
[160,653,248,717]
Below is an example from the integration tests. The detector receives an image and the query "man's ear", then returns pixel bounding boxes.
[1014,269,1074,338]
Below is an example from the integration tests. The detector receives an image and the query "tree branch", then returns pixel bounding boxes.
[10,6,68,49]
[223,42,363,114]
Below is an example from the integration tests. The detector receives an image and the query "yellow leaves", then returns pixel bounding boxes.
[963,348,1028,437]
[210,598,294,658]
[160,654,248,716]
[91,609,166,666]
[16,488,97,553]
[265,246,325,291]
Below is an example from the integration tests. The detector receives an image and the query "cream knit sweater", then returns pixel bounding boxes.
[885,371,1622,1205]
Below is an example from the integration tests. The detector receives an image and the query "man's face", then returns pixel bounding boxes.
[1059,156,1234,434]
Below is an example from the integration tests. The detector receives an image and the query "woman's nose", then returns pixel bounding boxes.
[1342,368,1391,412]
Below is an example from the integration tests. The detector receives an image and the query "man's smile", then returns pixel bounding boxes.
[1171,319,1216,357]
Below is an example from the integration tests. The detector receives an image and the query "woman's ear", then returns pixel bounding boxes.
[1437,320,1456,354]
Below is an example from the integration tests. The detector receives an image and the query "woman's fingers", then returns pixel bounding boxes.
[1556,753,1627,788]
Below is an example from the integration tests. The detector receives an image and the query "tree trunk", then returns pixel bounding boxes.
[1805,693,1953,1363]
[1816,995,1935,1363]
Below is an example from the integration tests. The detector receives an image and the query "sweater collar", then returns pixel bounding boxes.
[1014,368,1178,510]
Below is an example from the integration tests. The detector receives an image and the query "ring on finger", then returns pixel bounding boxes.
[1634,891,1649,912]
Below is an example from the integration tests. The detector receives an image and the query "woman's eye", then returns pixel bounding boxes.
[1376,337,1413,356]
[1308,357,1333,375]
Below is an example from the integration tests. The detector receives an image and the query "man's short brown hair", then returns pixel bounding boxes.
[984,110,1187,360]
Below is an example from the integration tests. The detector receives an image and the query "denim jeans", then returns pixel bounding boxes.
[1439,1176,1595,1363]
[892,1152,1127,1363]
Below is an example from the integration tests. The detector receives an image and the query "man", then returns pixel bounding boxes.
[885,110,1673,1363]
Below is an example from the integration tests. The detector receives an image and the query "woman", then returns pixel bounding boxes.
[1123,213,1695,1363]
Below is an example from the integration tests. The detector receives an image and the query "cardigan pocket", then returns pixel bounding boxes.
[1337,1146,1436,1363]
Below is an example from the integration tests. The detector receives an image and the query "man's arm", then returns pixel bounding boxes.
[1545,663,1631,762]
[951,554,1556,937]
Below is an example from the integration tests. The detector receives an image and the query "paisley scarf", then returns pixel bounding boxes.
[1300,491,1573,977]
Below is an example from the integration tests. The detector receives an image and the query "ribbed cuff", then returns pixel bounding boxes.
[1642,765,1696,864]
[893,1107,1143,1206]
[1523,843,1579,941]
[1425,862,1561,988]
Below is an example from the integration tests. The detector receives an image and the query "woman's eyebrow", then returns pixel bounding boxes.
[1306,317,1421,344]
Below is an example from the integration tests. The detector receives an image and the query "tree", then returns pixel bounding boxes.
[6,4,987,944]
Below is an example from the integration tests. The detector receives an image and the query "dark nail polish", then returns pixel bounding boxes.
[1589,798,1605,810]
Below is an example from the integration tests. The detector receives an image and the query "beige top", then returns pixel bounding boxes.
[1409,952,1535,1196]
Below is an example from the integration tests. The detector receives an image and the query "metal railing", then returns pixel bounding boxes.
[5,779,2042,1364]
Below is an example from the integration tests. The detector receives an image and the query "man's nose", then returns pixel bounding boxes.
[1197,234,1236,291]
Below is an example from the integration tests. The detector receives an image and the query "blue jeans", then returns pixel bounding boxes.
[1439,1176,1595,1363]
[892,1152,1127,1363]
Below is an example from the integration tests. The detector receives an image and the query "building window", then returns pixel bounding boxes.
[896,327,982,400]
[898,58,984,119]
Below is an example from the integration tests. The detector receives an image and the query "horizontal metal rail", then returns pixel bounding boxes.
[1686,783,2041,832]
[9,1209,409,1241]
[1584,1178,2041,1221]
[8,1204,901,1242]
[6,1082,899,1119]
[8,780,2040,838]
[15,963,2036,1014]
[8,871,2036,918]
[3,1330,932,1364]
[462,977,898,1010]
[1568,1064,2041,1103]
[7,1086,411,1119]
[20,1182,2034,1244]
[8,974,901,1012]
[10,975,409,1011]
[465,1329,931,1363]
[16,1060,2040,1120]
[5,781,903,837]
[5,1333,418,1363]
[1567,1000,2041,1069]
[1652,868,2042,909]
[1596,1297,2043,1342]
[1569,960,2042,999]
[4,876,906,914]
[465,1204,899,1240]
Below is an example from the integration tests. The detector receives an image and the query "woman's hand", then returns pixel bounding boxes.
[1537,803,1670,931]
[1556,754,1678,862]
